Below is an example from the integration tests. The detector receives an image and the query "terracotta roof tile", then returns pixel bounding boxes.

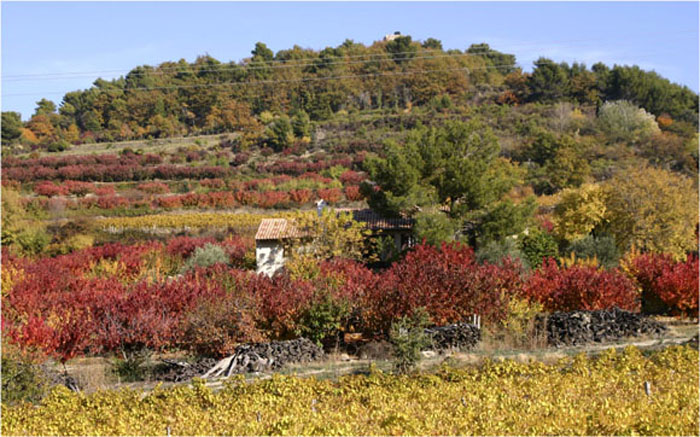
[255,219,303,240]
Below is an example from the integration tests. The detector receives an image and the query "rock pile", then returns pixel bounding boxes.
[538,307,667,347]
[157,358,218,382]
[202,338,324,379]
[425,322,481,351]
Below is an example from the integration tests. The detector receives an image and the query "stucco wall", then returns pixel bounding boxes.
[256,240,285,277]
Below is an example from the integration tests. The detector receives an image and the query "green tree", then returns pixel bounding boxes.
[467,43,516,74]
[1,112,23,144]
[601,65,699,125]
[414,210,458,246]
[475,238,528,268]
[525,131,591,194]
[265,116,294,152]
[389,308,431,374]
[362,140,434,216]
[291,109,311,137]
[364,121,534,246]
[422,38,443,50]
[566,234,620,269]
[252,42,274,61]
[519,228,559,268]
[33,99,56,116]
[385,35,417,64]
[473,198,537,246]
[527,58,570,102]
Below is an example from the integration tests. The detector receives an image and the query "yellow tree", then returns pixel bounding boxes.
[204,100,261,133]
[603,166,698,259]
[284,209,374,279]
[62,124,80,144]
[553,183,607,242]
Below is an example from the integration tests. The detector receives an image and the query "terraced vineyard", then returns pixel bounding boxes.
[2,346,697,436]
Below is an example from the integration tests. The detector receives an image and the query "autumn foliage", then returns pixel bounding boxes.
[625,253,699,317]
[3,239,696,362]
[524,259,640,312]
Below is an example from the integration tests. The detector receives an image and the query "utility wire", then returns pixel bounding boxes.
[2,67,473,97]
[3,29,696,80]
[4,46,693,99]
[3,52,513,82]
[5,33,693,83]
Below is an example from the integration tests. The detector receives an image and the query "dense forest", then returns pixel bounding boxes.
[1,35,698,147]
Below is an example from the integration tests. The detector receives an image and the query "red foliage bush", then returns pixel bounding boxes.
[96,195,129,209]
[137,181,170,194]
[317,187,342,204]
[339,170,364,185]
[654,255,699,317]
[524,259,639,312]
[94,185,116,196]
[257,190,291,208]
[34,181,68,197]
[247,273,315,339]
[344,185,363,201]
[628,253,698,317]
[14,239,673,360]
[166,236,218,258]
[181,295,265,358]
[156,195,183,209]
[289,189,313,204]
[205,191,237,208]
[199,178,225,189]
[365,243,525,333]
[63,180,95,196]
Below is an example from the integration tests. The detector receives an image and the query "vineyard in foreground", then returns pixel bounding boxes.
[2,346,697,436]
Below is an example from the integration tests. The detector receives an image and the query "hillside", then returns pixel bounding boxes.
[1,35,698,149]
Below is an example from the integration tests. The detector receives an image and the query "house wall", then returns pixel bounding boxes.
[256,240,285,277]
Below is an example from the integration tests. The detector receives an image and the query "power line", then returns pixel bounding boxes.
[3,47,692,99]
[2,67,474,97]
[4,33,692,83]
[1,52,509,82]
[3,29,696,80]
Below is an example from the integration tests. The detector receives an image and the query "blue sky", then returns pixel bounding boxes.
[2,1,698,119]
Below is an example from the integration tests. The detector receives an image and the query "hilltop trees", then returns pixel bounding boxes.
[467,43,516,75]
[2,36,695,149]
[527,58,570,102]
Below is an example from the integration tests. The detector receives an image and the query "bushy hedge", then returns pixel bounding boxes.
[3,241,694,362]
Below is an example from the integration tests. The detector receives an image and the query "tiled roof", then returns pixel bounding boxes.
[255,218,304,241]
[255,209,414,241]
